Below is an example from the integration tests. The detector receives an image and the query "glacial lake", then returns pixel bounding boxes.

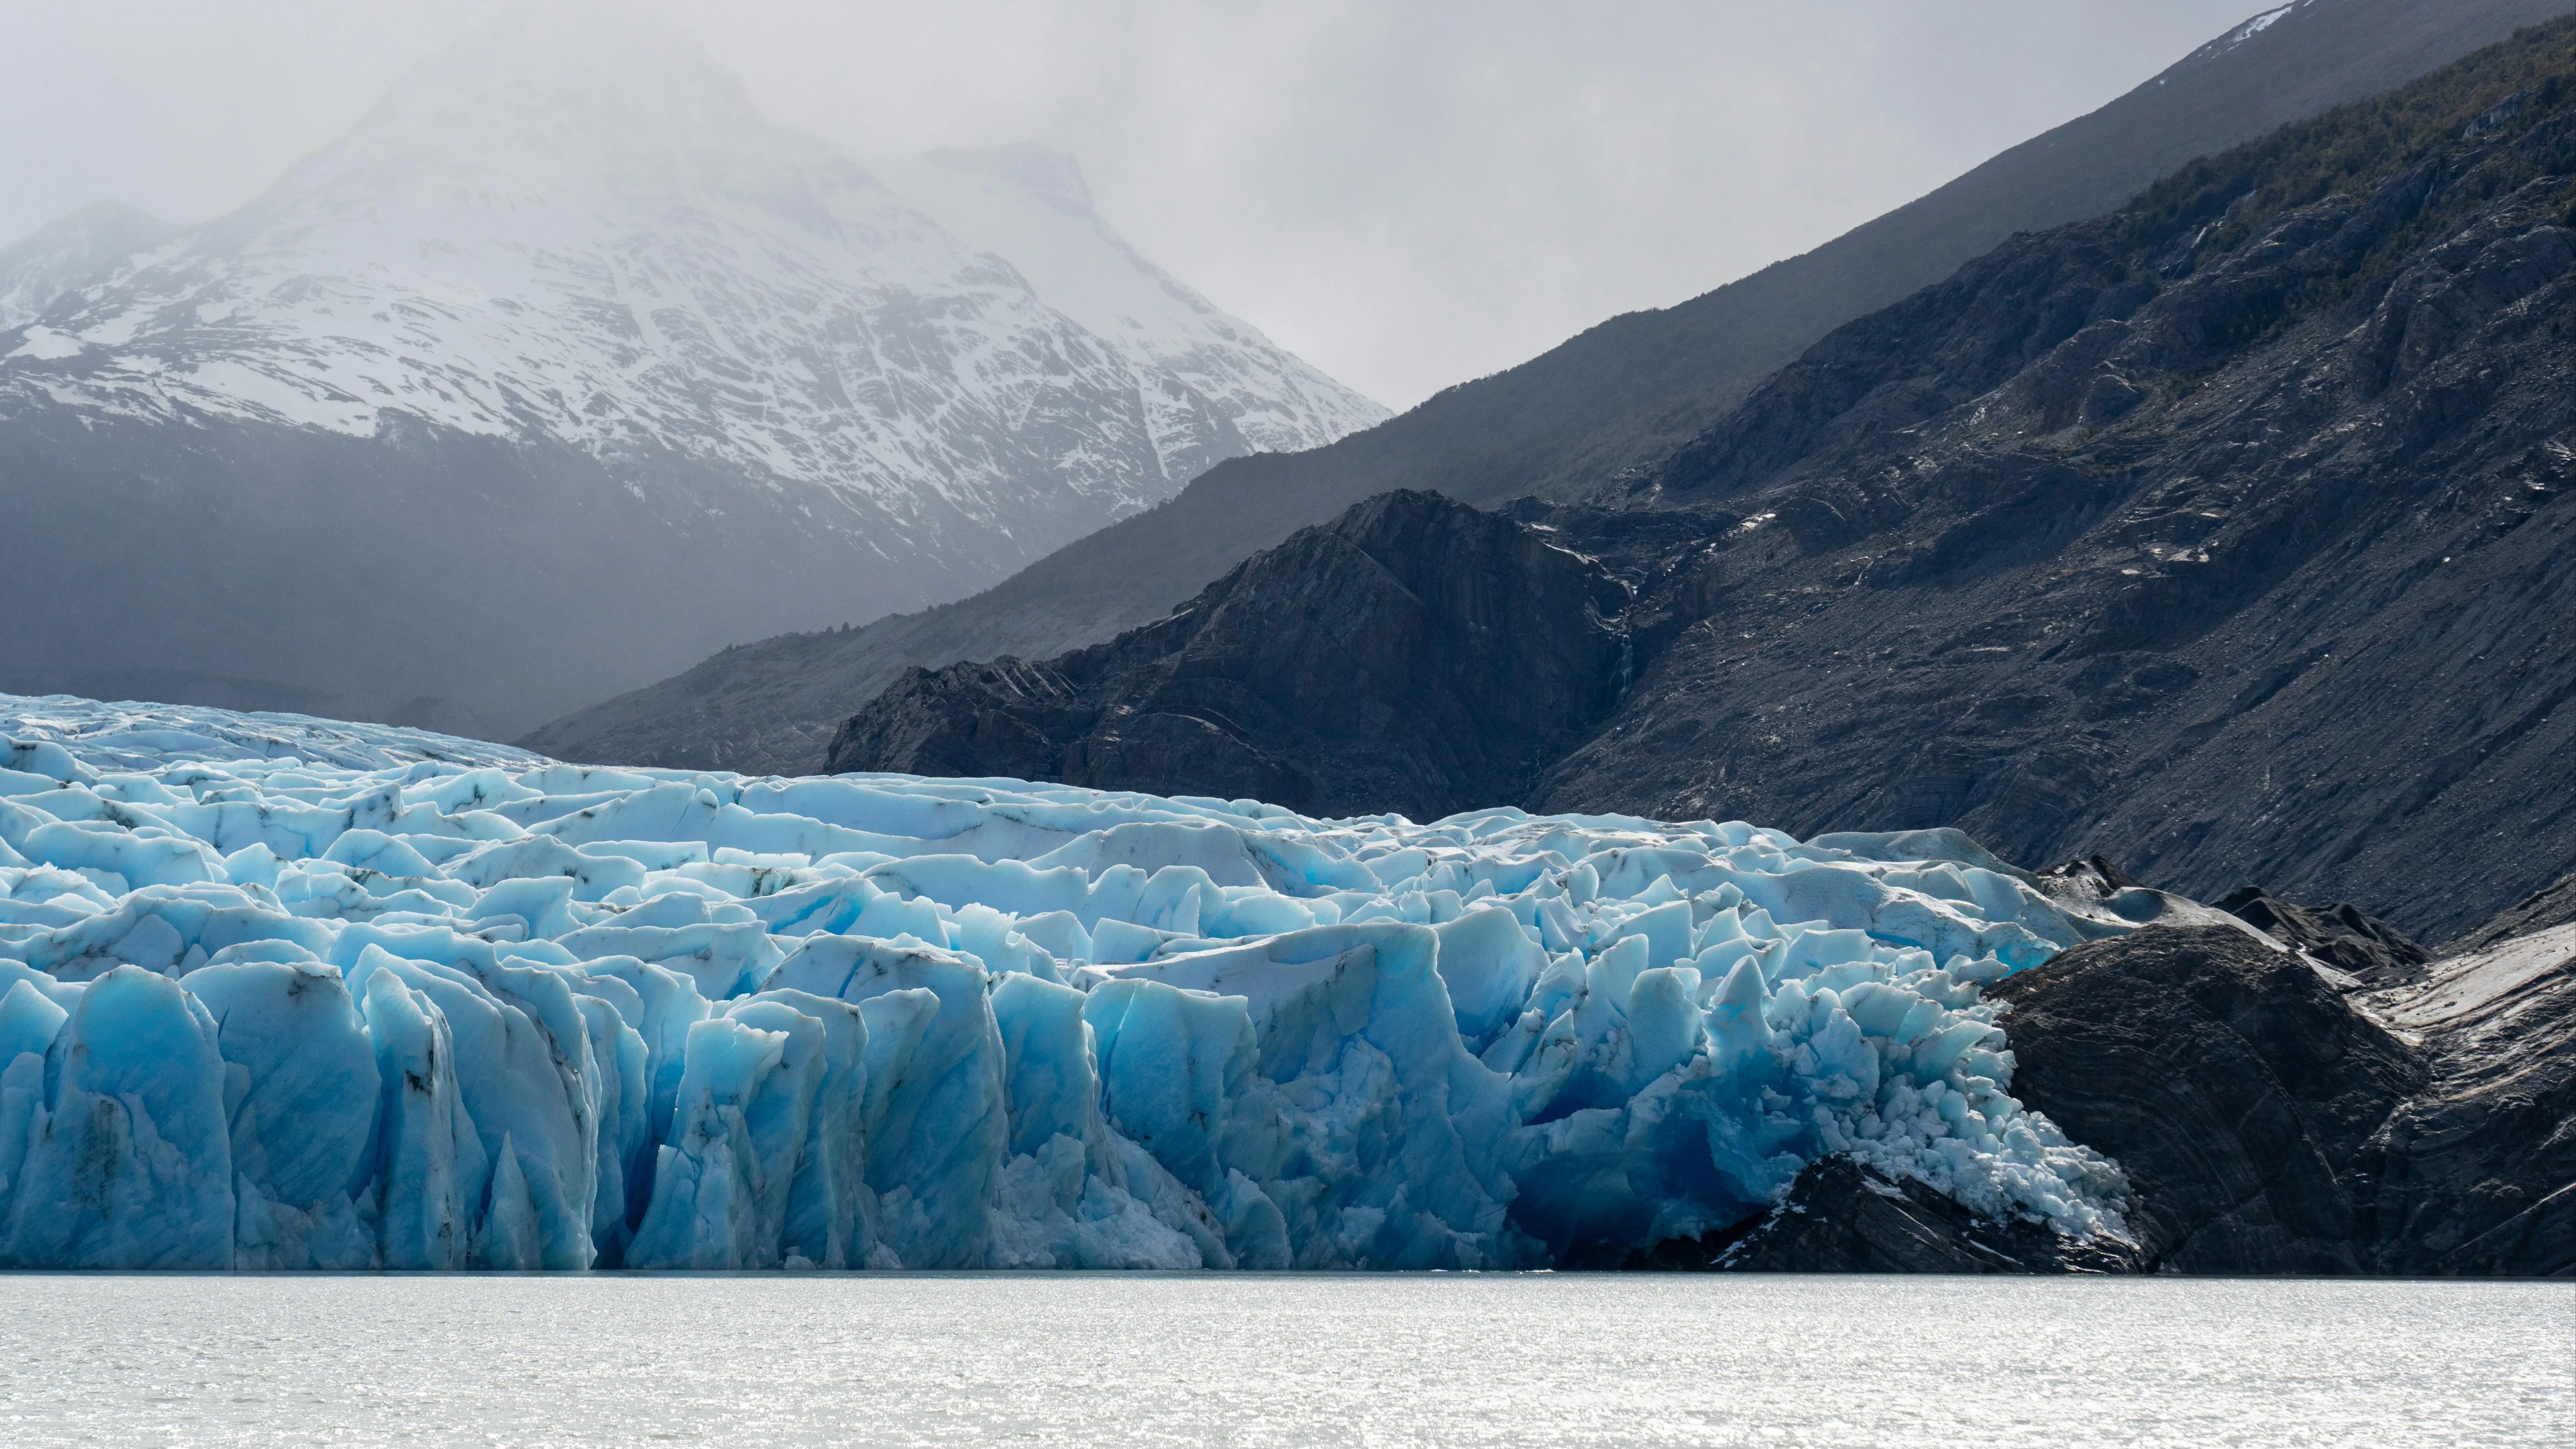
[0,1275,2566,1447]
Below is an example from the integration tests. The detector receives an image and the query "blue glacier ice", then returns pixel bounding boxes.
[0,693,2183,1269]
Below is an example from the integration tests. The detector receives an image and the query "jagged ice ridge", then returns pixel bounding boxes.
[0,695,2136,1268]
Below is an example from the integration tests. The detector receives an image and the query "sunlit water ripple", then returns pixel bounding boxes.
[0,1274,2567,1447]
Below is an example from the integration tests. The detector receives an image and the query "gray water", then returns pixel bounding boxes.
[0,1275,2566,1447]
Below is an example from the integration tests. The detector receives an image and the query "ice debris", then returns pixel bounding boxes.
[0,694,2136,1268]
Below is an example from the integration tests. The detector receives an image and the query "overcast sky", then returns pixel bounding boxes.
[3,0,2269,410]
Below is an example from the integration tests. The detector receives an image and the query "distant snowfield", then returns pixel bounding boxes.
[0,693,2150,1270]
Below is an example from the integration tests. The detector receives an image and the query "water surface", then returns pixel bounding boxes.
[1,1275,2566,1446]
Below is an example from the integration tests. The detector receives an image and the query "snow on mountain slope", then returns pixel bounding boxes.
[0,5,1382,559]
[0,201,178,332]
[871,144,1380,469]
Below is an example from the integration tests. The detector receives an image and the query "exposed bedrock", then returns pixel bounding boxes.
[1991,914,2574,1275]
[2358,911,2576,1273]
[1643,878,2576,1275]
[827,490,1630,822]
[1989,924,2434,1273]
[1634,1156,2148,1273]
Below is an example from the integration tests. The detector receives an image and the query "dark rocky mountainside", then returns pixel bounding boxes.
[1532,26,2576,941]
[870,24,2576,942]
[523,0,2573,775]
[827,492,1628,821]
[2442,867,2576,952]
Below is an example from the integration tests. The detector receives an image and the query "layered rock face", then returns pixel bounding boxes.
[1988,910,2573,1276]
[2359,914,2576,1272]
[827,492,1630,822]
[1990,925,2434,1273]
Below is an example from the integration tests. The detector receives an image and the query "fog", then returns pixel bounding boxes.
[1,0,2268,409]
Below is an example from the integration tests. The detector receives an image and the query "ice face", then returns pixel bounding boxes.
[0,694,2139,1268]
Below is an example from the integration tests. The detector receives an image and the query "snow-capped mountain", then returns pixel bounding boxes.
[6,8,1382,546]
[0,5,1382,737]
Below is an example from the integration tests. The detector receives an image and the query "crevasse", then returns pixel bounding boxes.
[0,696,2136,1269]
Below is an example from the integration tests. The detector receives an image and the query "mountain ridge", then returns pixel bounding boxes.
[827,15,2576,939]
[525,0,2576,775]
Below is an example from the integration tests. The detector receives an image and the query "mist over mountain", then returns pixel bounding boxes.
[0,5,1381,737]
[527,0,2574,777]
[0,200,177,331]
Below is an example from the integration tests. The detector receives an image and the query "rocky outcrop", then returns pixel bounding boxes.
[1990,924,2433,1273]
[1655,899,2572,1276]
[826,492,1629,821]
[1989,910,2573,1275]
[2215,885,2434,987]
[1636,1156,2145,1274]
[2355,915,2576,1273]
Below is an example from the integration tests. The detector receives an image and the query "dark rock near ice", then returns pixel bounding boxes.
[1640,899,2573,1275]
[827,492,1630,821]
[1636,1156,2145,1274]
[1991,924,2432,1273]
[2215,884,2435,987]
[2354,907,2576,1275]
[1996,908,2576,1276]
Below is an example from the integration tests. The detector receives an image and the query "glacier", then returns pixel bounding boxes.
[0,693,2148,1270]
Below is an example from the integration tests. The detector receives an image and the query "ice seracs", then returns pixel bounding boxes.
[0,693,2139,1268]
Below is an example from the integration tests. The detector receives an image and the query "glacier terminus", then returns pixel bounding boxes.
[0,695,2193,1271]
